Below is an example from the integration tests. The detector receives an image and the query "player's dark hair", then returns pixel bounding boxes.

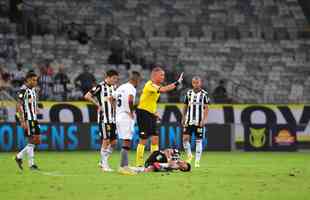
[25,72,37,80]
[106,69,119,77]
[130,71,141,80]
[180,163,191,172]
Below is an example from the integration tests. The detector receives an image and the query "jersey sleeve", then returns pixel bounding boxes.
[204,94,210,104]
[17,89,26,101]
[90,85,101,96]
[145,81,160,93]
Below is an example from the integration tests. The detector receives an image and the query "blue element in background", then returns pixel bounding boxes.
[0,124,13,151]
[17,126,27,150]
[67,125,78,150]
[38,125,49,150]
[90,125,100,150]
[51,125,64,150]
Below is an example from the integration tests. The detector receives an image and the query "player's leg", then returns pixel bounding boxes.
[101,124,117,172]
[194,126,204,168]
[118,118,134,169]
[150,113,159,152]
[28,121,40,170]
[182,126,193,163]
[135,109,147,166]
[99,123,112,171]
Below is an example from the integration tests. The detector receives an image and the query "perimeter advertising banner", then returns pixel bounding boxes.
[1,102,310,142]
[0,123,232,152]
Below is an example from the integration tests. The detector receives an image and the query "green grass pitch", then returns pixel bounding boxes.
[0,151,309,200]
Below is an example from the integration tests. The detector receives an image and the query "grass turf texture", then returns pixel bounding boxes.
[0,151,309,200]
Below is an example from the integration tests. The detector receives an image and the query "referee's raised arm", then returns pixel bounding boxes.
[158,72,184,93]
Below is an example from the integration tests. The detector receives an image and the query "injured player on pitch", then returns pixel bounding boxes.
[131,148,191,173]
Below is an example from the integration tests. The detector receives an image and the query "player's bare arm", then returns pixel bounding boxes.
[159,72,184,93]
[128,94,134,119]
[84,92,101,110]
[16,99,27,129]
[182,104,188,125]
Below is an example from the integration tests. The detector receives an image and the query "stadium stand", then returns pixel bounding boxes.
[0,0,309,103]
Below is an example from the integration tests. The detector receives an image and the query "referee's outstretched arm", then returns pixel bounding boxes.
[159,72,183,93]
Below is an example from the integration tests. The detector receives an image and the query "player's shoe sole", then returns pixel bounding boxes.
[195,161,200,168]
[118,167,137,175]
[14,156,23,170]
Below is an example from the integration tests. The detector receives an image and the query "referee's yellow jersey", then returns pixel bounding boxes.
[138,80,160,114]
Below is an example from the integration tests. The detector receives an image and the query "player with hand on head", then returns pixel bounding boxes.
[84,70,119,172]
[135,66,183,167]
[182,76,209,168]
[15,72,40,171]
[133,149,191,173]
[115,71,141,175]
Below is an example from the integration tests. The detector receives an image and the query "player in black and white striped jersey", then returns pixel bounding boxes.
[182,76,209,168]
[84,70,119,172]
[15,72,40,171]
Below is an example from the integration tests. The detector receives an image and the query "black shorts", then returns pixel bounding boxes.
[25,120,40,137]
[183,125,204,139]
[99,123,117,141]
[144,151,168,168]
[136,109,158,139]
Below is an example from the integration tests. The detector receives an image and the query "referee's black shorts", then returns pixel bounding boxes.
[136,108,158,139]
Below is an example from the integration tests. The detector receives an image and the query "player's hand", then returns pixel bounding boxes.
[97,104,102,112]
[177,72,184,84]
[128,112,134,119]
[155,112,161,120]
[21,120,27,130]
[181,117,186,126]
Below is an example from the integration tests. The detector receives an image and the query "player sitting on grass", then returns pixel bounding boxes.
[133,149,191,173]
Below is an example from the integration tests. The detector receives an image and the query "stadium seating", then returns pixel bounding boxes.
[0,0,309,103]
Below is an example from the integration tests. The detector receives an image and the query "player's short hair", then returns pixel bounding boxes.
[130,71,141,81]
[192,76,201,81]
[151,66,164,74]
[180,162,191,172]
[106,69,119,77]
[25,72,37,80]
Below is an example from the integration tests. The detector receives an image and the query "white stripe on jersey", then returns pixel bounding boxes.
[18,85,38,121]
[184,89,209,126]
[91,81,116,124]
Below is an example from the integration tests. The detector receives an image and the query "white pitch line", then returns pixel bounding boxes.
[35,171,80,177]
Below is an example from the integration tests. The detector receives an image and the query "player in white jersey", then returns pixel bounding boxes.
[182,76,209,168]
[15,72,40,170]
[115,71,141,175]
[84,70,119,172]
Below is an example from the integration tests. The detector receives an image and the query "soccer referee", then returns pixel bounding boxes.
[136,66,183,166]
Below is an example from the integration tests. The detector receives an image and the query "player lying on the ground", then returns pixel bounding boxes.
[132,149,191,173]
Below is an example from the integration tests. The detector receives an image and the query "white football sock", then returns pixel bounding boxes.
[183,141,192,157]
[17,144,29,159]
[195,140,203,162]
[27,144,35,166]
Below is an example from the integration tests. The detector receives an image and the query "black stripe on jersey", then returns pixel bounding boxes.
[186,91,192,125]
[103,84,110,123]
[198,94,203,124]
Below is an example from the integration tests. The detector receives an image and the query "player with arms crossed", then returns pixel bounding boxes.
[182,76,209,168]
[84,70,119,172]
[135,66,184,166]
[15,72,40,170]
[115,71,141,175]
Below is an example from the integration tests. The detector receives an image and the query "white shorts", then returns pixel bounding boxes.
[116,113,135,140]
